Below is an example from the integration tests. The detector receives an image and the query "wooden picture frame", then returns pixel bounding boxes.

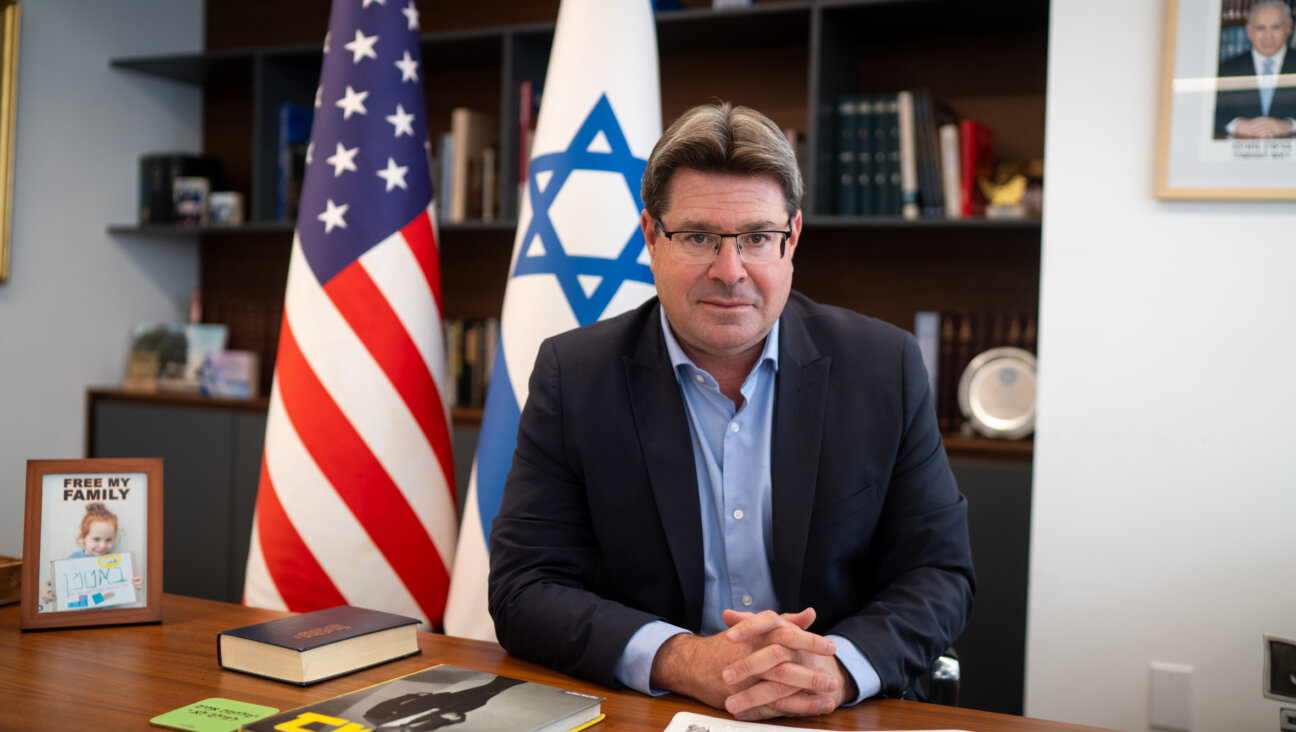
[20,458,163,630]
[0,1,17,282]
[1156,0,1296,199]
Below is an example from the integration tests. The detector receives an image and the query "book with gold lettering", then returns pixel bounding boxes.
[242,664,604,732]
[217,605,421,685]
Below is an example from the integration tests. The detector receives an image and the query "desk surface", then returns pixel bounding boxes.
[2,594,1110,731]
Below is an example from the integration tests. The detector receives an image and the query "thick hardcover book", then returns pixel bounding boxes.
[277,103,313,222]
[217,606,421,686]
[880,95,902,216]
[939,122,962,219]
[241,664,605,732]
[833,95,858,216]
[958,119,994,218]
[854,96,875,216]
[449,107,499,222]
[896,90,919,220]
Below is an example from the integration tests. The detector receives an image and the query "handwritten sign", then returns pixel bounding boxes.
[51,552,136,611]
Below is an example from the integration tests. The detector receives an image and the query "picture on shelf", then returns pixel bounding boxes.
[125,322,229,393]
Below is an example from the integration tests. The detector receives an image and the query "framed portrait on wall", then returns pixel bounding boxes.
[1157,0,1296,199]
[20,458,163,630]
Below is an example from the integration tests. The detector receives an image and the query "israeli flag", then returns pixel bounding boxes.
[443,0,661,640]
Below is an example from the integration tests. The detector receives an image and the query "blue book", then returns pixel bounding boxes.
[277,103,314,222]
[218,605,420,685]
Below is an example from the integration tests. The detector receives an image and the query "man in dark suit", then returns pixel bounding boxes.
[1215,0,1296,138]
[488,102,974,721]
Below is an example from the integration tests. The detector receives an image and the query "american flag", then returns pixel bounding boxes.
[243,0,457,629]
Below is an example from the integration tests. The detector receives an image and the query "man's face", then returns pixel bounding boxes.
[1248,6,1292,58]
[641,168,800,365]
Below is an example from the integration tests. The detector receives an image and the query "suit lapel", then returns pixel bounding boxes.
[625,304,705,629]
[770,305,830,612]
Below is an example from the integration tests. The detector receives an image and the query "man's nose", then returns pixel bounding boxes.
[706,237,747,284]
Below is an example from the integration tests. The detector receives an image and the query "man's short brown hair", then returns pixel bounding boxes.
[641,102,803,220]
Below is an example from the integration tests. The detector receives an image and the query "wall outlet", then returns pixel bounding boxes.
[1149,662,1193,732]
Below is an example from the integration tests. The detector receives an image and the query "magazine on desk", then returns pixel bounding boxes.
[242,664,604,732]
[664,711,972,732]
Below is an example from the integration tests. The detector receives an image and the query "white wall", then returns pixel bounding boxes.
[0,1,203,556]
[1028,1,1296,731]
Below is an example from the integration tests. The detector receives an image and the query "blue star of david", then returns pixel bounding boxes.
[511,94,654,326]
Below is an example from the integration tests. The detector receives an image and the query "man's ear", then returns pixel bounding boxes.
[786,210,803,259]
[640,209,659,267]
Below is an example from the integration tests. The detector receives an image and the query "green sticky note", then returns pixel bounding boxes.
[150,698,279,732]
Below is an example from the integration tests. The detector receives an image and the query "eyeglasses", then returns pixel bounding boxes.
[654,217,791,265]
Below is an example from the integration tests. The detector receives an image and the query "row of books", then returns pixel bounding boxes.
[915,309,1037,436]
[446,317,499,410]
[833,92,994,219]
[277,102,510,224]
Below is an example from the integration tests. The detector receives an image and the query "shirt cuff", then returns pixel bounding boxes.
[612,620,691,696]
[827,634,881,705]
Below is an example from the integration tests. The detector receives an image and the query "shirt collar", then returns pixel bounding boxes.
[659,304,781,378]
[1253,45,1287,70]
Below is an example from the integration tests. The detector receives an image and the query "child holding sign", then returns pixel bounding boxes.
[42,502,143,604]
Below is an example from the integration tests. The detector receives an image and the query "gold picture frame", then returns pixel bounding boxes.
[0,1,16,281]
[20,458,163,631]
[1156,0,1296,199]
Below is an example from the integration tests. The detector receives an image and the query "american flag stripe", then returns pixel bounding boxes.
[273,314,450,621]
[261,378,416,615]
[398,210,445,315]
[249,460,348,610]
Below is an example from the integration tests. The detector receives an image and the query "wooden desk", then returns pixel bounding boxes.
[1,594,1109,731]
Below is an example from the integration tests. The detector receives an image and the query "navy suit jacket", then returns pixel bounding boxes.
[1214,50,1296,138]
[487,292,975,699]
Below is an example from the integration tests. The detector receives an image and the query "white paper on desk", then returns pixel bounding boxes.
[663,710,973,732]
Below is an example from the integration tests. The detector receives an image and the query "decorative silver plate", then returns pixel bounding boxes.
[958,346,1037,440]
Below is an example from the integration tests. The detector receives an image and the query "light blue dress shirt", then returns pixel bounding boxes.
[611,309,880,704]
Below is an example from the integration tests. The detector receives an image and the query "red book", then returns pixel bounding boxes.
[518,80,536,193]
[958,120,994,218]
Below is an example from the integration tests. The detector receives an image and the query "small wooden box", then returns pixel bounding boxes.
[0,555,20,605]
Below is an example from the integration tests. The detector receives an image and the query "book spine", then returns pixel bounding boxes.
[437,132,454,221]
[896,91,919,220]
[884,96,902,216]
[873,95,891,216]
[517,79,534,206]
[959,120,994,218]
[834,96,858,216]
[914,311,940,406]
[450,108,471,222]
[939,122,962,220]
[855,96,875,217]
[937,312,957,433]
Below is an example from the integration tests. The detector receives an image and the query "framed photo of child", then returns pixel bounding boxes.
[20,458,163,630]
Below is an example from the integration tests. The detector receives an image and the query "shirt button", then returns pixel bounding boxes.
[732,509,744,520]
[729,422,739,433]
[742,595,753,606]
[694,374,704,383]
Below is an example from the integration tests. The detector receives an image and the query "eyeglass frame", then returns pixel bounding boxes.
[653,216,793,264]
